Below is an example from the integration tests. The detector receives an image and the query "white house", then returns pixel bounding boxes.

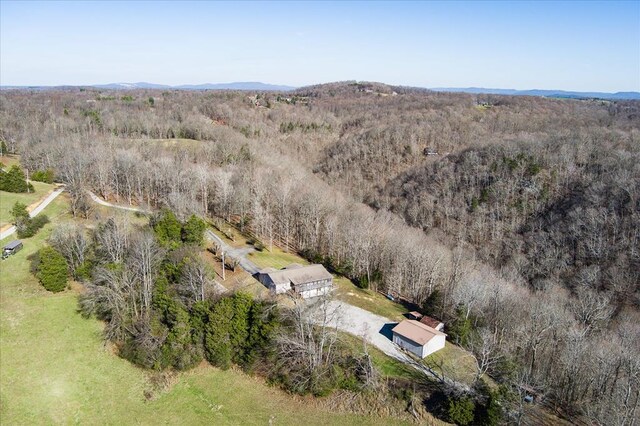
[257,263,333,298]
[391,320,446,358]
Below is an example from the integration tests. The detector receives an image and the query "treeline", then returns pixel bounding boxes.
[373,138,640,302]
[60,213,391,401]
[2,85,639,424]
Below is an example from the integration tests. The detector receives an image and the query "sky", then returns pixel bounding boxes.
[1,1,639,92]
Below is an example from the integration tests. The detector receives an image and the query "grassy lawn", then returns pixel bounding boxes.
[208,223,253,249]
[1,196,405,425]
[333,277,407,322]
[248,245,311,269]
[247,242,408,321]
[0,181,56,227]
[423,342,479,387]
[0,155,20,169]
[339,333,420,381]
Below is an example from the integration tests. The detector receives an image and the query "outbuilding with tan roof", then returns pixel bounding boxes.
[391,320,446,358]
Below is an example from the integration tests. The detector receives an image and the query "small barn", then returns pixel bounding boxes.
[258,263,333,298]
[419,315,445,332]
[391,320,446,358]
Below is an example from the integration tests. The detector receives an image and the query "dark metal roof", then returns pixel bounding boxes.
[4,240,22,250]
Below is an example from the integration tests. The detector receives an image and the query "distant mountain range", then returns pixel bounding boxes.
[1,82,297,91]
[430,87,640,100]
[1,82,638,100]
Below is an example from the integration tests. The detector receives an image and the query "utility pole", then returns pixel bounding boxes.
[221,251,226,281]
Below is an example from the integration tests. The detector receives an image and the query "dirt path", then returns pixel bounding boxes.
[86,190,150,213]
[0,187,65,240]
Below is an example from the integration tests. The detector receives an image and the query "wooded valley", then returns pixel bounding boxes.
[1,82,638,424]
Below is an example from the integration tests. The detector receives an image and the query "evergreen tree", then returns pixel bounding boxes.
[35,246,68,292]
[181,215,206,245]
[0,165,32,193]
[11,201,29,224]
[204,297,234,369]
[151,210,182,248]
[447,305,474,347]
[447,395,475,426]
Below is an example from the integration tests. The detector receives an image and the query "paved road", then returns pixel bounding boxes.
[205,229,261,275]
[0,187,65,240]
[87,190,150,213]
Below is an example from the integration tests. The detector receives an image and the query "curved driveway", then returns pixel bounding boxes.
[0,187,65,240]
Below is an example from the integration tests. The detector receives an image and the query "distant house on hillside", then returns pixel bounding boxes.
[392,320,446,358]
[258,263,333,298]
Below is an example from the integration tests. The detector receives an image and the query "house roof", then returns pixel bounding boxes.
[3,240,22,250]
[284,264,333,285]
[283,263,304,270]
[419,315,443,329]
[261,264,333,286]
[409,311,423,319]
[392,320,446,346]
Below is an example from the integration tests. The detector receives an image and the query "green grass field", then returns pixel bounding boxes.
[208,223,253,249]
[0,181,56,227]
[0,196,407,425]
[423,342,479,387]
[0,155,20,169]
[339,333,420,381]
[248,245,310,269]
[333,277,407,321]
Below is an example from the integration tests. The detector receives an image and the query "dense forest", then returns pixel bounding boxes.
[1,82,638,425]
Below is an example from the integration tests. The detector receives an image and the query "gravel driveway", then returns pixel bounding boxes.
[308,300,409,362]
[307,299,466,388]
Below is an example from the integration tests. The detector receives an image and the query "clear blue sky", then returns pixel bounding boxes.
[1,1,638,91]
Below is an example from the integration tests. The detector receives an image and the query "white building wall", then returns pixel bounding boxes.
[423,334,446,357]
[392,333,423,358]
[298,285,332,299]
[274,281,290,294]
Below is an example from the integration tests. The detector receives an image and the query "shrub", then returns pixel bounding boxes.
[447,395,475,426]
[17,215,50,238]
[31,169,55,183]
[357,275,370,289]
[35,246,68,292]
